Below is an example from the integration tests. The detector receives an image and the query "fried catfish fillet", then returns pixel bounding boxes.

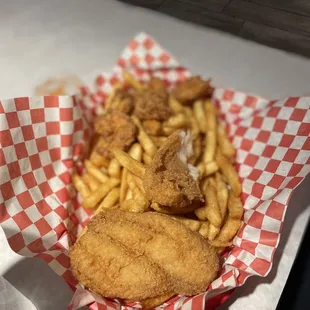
[70,210,219,304]
[143,130,203,208]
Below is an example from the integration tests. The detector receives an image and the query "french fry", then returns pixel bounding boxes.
[204,182,222,228]
[215,173,229,218]
[205,99,217,131]
[132,116,157,157]
[193,100,207,133]
[151,136,168,148]
[217,123,235,159]
[209,240,233,248]
[128,143,143,162]
[72,174,90,198]
[89,150,110,168]
[82,173,100,191]
[203,130,216,163]
[205,161,218,176]
[163,113,189,129]
[193,136,202,162]
[228,191,243,219]
[199,221,209,239]
[208,224,220,241]
[123,71,144,90]
[113,149,146,179]
[162,125,175,136]
[96,187,120,213]
[195,207,208,221]
[108,158,121,179]
[125,189,133,200]
[82,178,120,209]
[189,114,200,138]
[143,152,152,165]
[197,162,205,179]
[172,216,202,232]
[131,174,145,193]
[120,168,128,203]
[85,159,109,183]
[214,218,241,242]
[216,152,242,196]
[120,195,149,213]
[151,203,197,215]
[169,95,184,113]
[105,82,123,109]
[143,120,162,136]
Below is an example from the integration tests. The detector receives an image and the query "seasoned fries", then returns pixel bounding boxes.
[73,72,243,263]
[82,178,120,209]
[113,149,146,179]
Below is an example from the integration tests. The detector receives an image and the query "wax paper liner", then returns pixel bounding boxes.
[0,33,309,310]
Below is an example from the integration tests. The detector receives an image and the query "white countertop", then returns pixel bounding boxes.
[0,0,309,309]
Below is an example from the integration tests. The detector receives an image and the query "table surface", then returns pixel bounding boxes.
[0,0,309,309]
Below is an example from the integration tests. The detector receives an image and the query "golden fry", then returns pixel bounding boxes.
[125,188,133,200]
[128,143,143,162]
[209,240,233,248]
[214,218,241,243]
[195,207,208,221]
[189,114,200,138]
[197,162,205,179]
[204,183,222,228]
[216,152,242,196]
[193,100,207,133]
[132,116,157,157]
[143,153,153,165]
[205,161,218,176]
[89,150,110,168]
[151,136,168,148]
[228,191,243,220]
[105,82,123,109]
[199,221,209,239]
[215,172,229,218]
[163,113,189,129]
[203,131,216,163]
[96,187,120,212]
[82,173,100,191]
[113,149,146,179]
[217,123,235,159]
[169,95,184,113]
[143,120,162,136]
[172,216,202,232]
[205,100,217,131]
[82,178,120,209]
[151,203,197,215]
[208,224,220,241]
[123,71,144,90]
[120,195,149,213]
[120,168,128,203]
[108,158,121,179]
[72,174,90,198]
[85,159,109,183]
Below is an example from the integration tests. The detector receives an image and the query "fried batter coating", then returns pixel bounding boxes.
[149,77,166,93]
[95,111,137,158]
[143,130,203,208]
[106,88,134,115]
[134,88,172,121]
[70,210,219,303]
[143,120,162,136]
[172,76,210,104]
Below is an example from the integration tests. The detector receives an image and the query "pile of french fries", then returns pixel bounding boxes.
[73,72,243,251]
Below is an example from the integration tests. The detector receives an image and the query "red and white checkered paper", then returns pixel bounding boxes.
[1,33,310,310]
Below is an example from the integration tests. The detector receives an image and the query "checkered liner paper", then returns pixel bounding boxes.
[0,33,310,310]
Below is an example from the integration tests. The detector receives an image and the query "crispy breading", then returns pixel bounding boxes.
[134,88,172,121]
[95,111,137,158]
[106,88,134,115]
[70,210,219,303]
[143,131,203,208]
[172,76,210,103]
